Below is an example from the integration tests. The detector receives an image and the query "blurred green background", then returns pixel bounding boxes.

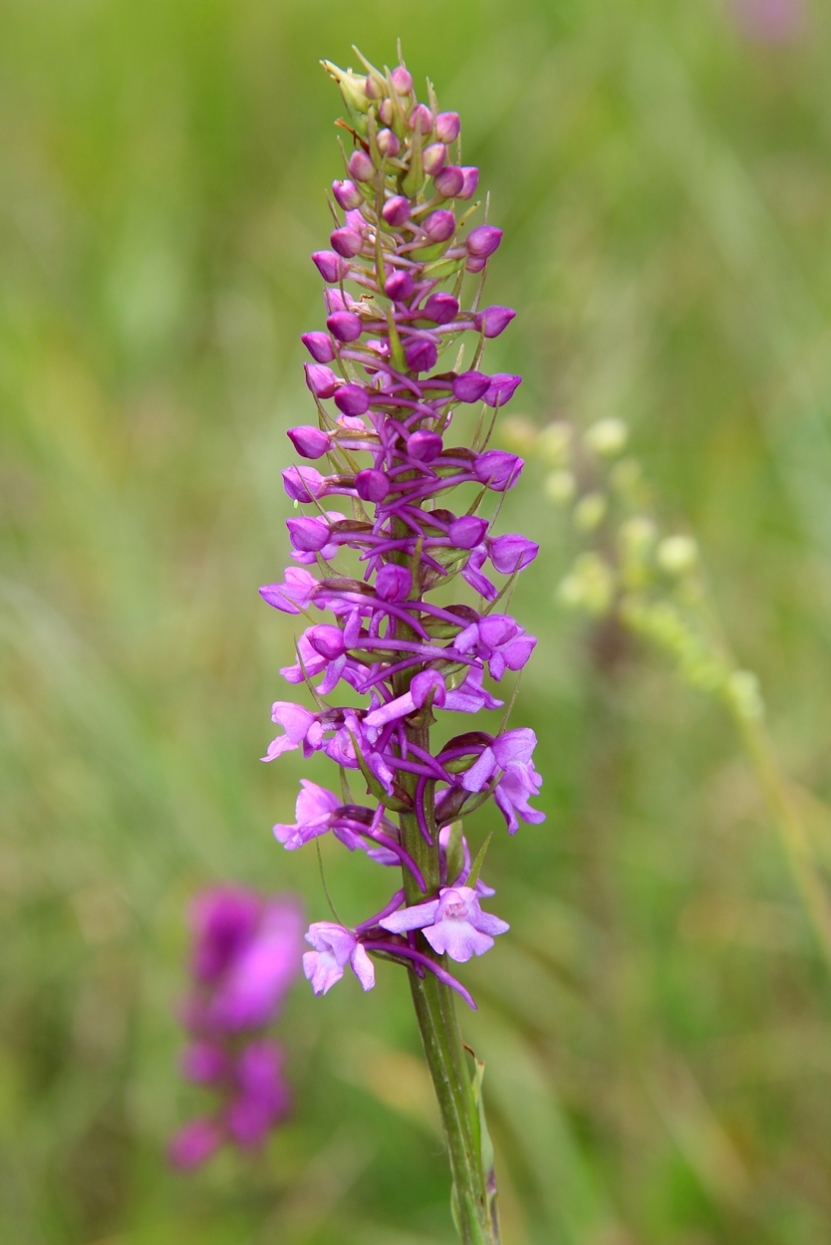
[3,0,831,1241]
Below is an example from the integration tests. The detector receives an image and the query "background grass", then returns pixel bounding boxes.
[2,0,831,1241]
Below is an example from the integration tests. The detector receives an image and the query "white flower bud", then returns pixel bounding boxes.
[537,421,572,467]
[585,417,628,457]
[573,492,607,532]
[657,535,698,576]
[558,553,615,616]
[619,516,656,556]
[544,470,576,505]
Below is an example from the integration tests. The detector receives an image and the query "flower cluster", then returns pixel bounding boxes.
[169,887,304,1169]
[262,54,544,1010]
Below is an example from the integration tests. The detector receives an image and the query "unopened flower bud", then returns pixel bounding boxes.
[474,449,523,491]
[449,515,488,549]
[312,250,347,283]
[435,111,460,143]
[334,384,370,416]
[286,516,332,552]
[407,429,443,461]
[348,149,375,182]
[424,209,456,242]
[466,256,486,274]
[433,165,464,198]
[330,228,363,258]
[405,338,438,372]
[573,492,607,532]
[344,208,366,234]
[656,535,698,576]
[457,167,479,200]
[377,128,400,158]
[585,417,629,457]
[322,62,371,116]
[326,311,362,343]
[301,331,335,363]
[287,425,330,459]
[409,103,433,134]
[304,364,338,400]
[453,371,490,403]
[620,517,656,558]
[382,195,410,227]
[385,270,415,301]
[475,305,516,338]
[283,466,324,503]
[483,373,521,408]
[355,469,390,503]
[332,179,363,210]
[466,224,503,259]
[379,98,395,125]
[364,74,382,100]
[375,564,412,601]
[390,66,413,94]
[489,533,539,573]
[544,470,575,504]
[323,289,351,316]
[423,292,459,324]
[423,143,446,176]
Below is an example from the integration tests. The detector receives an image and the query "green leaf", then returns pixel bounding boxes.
[467,832,493,890]
[445,820,466,885]
[468,1048,499,1242]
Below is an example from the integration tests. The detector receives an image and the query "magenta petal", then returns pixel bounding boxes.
[303,949,344,995]
[379,899,439,934]
[424,920,493,962]
[350,944,376,991]
[168,1119,222,1170]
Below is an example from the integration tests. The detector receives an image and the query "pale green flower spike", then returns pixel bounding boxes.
[525,415,831,979]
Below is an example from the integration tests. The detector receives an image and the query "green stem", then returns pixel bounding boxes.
[400,805,499,1245]
[389,516,500,1243]
[734,710,831,971]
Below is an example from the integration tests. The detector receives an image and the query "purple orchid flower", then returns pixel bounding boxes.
[253,50,547,1242]
[272,780,340,849]
[303,921,376,994]
[379,886,509,962]
[170,887,303,1170]
[259,56,545,1017]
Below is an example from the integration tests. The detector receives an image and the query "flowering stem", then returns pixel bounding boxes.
[401,809,499,1244]
[269,53,545,1244]
[398,715,499,1244]
[735,711,831,969]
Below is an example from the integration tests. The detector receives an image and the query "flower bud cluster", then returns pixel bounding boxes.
[169,888,304,1169]
[261,53,544,1010]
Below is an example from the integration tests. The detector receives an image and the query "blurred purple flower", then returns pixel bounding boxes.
[729,0,806,43]
[170,887,304,1169]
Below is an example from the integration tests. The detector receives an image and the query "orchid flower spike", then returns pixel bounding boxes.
[258,49,544,1244]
